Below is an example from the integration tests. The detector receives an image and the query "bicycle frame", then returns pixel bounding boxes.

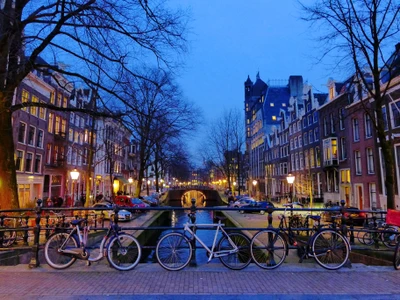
[183,221,238,262]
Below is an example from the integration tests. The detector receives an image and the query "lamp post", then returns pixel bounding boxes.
[286,174,295,204]
[128,177,133,195]
[233,181,237,196]
[252,180,257,199]
[70,169,80,207]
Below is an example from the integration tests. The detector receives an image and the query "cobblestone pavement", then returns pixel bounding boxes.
[1,262,400,299]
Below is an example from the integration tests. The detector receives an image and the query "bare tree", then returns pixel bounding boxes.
[202,108,245,191]
[300,0,400,209]
[0,0,188,209]
[123,67,201,197]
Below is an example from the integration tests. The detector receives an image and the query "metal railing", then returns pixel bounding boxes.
[0,199,397,268]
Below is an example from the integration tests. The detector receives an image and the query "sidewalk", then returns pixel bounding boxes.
[1,262,400,299]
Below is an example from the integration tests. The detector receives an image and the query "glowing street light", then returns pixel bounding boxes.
[128,177,133,195]
[286,174,295,203]
[70,169,80,206]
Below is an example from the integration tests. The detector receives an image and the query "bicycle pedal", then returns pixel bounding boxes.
[86,261,91,266]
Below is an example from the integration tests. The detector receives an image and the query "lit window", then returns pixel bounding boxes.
[270,103,274,107]
[272,116,276,121]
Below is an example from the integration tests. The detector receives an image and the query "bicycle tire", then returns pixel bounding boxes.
[250,229,287,269]
[381,226,399,249]
[1,229,16,247]
[361,231,374,246]
[393,242,400,270]
[44,233,78,269]
[311,229,349,270]
[107,233,142,271]
[156,232,192,271]
[217,233,251,270]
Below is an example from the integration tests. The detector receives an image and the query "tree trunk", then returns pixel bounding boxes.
[0,97,19,209]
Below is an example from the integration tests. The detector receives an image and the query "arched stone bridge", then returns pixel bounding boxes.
[165,188,223,207]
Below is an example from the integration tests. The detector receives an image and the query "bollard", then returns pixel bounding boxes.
[189,198,197,267]
[29,199,42,268]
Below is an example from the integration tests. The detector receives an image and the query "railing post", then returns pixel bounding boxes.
[23,215,29,245]
[29,199,42,268]
[189,198,197,267]
[0,215,4,246]
[267,207,274,228]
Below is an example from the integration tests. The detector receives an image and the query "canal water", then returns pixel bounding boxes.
[146,209,223,264]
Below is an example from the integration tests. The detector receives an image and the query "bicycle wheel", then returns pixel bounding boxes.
[107,233,142,271]
[393,242,400,270]
[361,231,374,246]
[156,232,192,271]
[382,226,399,249]
[311,229,349,270]
[44,233,78,269]
[250,229,287,269]
[1,229,16,247]
[217,233,251,270]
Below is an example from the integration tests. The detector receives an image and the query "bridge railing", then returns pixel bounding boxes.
[0,199,396,268]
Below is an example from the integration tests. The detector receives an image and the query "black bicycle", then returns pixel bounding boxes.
[250,212,350,270]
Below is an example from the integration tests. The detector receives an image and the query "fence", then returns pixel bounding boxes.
[0,199,397,268]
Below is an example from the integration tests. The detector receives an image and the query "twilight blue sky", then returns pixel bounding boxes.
[169,0,341,162]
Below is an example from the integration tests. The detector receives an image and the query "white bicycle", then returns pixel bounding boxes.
[156,214,251,271]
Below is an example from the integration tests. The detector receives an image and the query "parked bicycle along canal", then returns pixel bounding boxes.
[143,209,221,264]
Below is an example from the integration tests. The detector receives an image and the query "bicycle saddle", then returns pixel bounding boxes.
[307,215,321,221]
[70,218,86,226]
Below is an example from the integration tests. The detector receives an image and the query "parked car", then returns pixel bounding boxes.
[231,198,256,208]
[239,201,275,215]
[91,203,132,222]
[114,196,149,213]
[142,196,158,207]
[321,206,367,226]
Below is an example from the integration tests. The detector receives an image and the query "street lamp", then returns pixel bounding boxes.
[233,182,237,195]
[128,177,133,195]
[286,174,295,203]
[252,180,257,199]
[70,169,80,206]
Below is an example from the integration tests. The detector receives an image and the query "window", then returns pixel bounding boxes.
[355,150,362,175]
[25,152,33,172]
[299,152,304,170]
[353,118,360,141]
[323,138,338,166]
[57,94,62,107]
[315,147,321,167]
[369,183,377,208]
[31,95,38,116]
[310,148,315,168]
[15,150,23,171]
[63,96,68,108]
[34,154,41,173]
[50,92,55,105]
[298,135,302,147]
[340,169,350,183]
[61,119,66,135]
[39,101,46,119]
[46,144,51,164]
[367,148,375,174]
[28,126,35,145]
[294,137,298,148]
[391,101,400,128]
[365,113,373,138]
[308,115,312,126]
[21,90,29,111]
[309,130,313,143]
[339,108,345,130]
[314,127,319,141]
[303,118,307,128]
[323,117,328,136]
[313,111,318,123]
[305,150,309,169]
[55,116,61,134]
[48,113,54,133]
[69,129,73,141]
[18,122,26,143]
[36,130,44,148]
[70,112,75,124]
[330,113,335,133]
[340,137,347,160]
[303,132,308,145]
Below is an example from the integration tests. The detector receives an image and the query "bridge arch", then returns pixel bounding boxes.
[181,190,207,207]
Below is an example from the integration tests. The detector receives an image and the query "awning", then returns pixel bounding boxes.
[114,176,129,184]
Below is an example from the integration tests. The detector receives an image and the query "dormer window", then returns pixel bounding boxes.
[329,86,335,100]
